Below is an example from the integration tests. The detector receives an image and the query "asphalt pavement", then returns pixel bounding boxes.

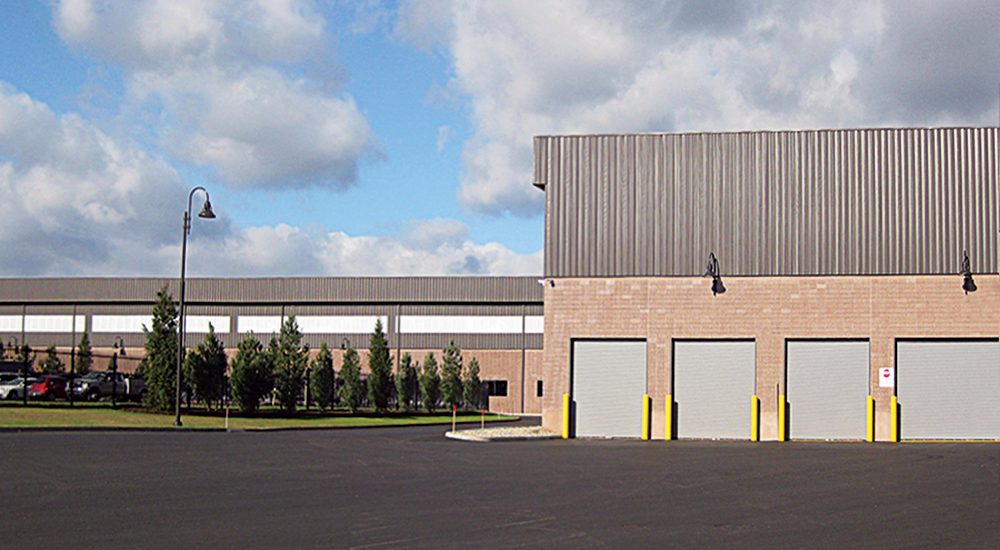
[1,419,997,549]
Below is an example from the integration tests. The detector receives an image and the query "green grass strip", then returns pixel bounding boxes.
[0,403,515,430]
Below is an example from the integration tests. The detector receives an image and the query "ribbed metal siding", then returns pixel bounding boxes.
[786,340,870,440]
[896,340,1000,439]
[0,277,544,305]
[538,128,998,277]
[673,340,756,439]
[572,340,647,438]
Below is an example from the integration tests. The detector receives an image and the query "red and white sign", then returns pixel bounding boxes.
[879,367,895,388]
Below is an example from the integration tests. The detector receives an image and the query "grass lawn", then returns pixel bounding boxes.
[0,402,516,430]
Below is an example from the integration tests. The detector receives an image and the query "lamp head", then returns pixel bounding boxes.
[960,250,976,294]
[711,276,726,296]
[962,273,977,294]
[198,197,216,219]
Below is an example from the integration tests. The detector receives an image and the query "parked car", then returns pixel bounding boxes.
[0,377,37,400]
[29,376,68,401]
[71,371,146,402]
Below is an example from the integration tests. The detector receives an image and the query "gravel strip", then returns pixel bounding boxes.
[445,425,560,442]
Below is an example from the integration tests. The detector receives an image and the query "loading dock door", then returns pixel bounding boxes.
[572,340,647,438]
[786,341,869,440]
[896,340,1000,440]
[673,341,755,439]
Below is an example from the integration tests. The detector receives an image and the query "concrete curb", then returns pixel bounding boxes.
[0,416,524,434]
[444,427,561,443]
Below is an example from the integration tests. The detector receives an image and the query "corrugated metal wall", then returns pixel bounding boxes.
[536,128,999,277]
[0,277,544,304]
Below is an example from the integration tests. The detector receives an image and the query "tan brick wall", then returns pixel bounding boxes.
[541,275,999,440]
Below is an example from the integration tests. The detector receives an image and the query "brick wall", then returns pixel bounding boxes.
[540,275,999,440]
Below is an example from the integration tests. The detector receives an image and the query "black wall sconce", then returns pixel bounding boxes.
[961,250,977,294]
[705,252,726,296]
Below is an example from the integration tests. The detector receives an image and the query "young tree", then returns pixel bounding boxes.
[271,315,309,412]
[338,346,365,413]
[440,341,464,409]
[16,344,35,373]
[229,335,274,414]
[139,286,177,411]
[366,319,393,412]
[463,356,482,410]
[184,324,227,410]
[418,352,440,413]
[395,353,418,411]
[76,332,93,375]
[39,344,64,374]
[310,342,336,411]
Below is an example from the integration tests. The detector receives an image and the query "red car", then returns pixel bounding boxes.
[29,376,68,401]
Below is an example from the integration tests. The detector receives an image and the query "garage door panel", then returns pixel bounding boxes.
[786,341,869,440]
[573,340,647,438]
[897,341,1000,440]
[674,341,755,439]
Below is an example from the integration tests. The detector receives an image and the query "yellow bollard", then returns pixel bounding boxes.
[778,394,787,441]
[890,395,899,442]
[751,395,760,442]
[866,395,875,442]
[665,395,673,440]
[641,394,651,440]
[562,393,571,439]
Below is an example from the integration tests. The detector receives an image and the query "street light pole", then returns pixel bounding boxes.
[175,187,216,427]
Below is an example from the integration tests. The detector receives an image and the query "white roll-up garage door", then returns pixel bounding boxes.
[673,340,755,439]
[786,340,870,440]
[571,340,647,438]
[896,340,1000,440]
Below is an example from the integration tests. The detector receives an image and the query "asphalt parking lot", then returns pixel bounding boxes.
[1,420,997,550]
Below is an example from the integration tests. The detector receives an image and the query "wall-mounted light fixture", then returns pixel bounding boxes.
[536,279,555,287]
[341,338,351,351]
[961,250,977,294]
[705,252,726,296]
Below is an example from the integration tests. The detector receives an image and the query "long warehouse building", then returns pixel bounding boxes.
[0,277,545,414]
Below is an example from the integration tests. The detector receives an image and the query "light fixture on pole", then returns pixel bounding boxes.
[704,252,726,296]
[961,250,977,294]
[112,336,125,409]
[175,187,216,427]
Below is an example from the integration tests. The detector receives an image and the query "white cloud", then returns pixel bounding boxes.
[436,125,450,153]
[55,0,376,191]
[398,0,1000,217]
[190,218,542,277]
[132,66,374,188]
[0,82,540,278]
[0,83,185,276]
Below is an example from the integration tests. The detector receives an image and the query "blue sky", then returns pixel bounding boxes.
[0,1,997,278]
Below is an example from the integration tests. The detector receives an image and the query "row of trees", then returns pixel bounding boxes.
[2,333,95,376]
[137,286,485,415]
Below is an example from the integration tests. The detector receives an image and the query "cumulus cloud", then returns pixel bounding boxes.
[190,218,543,277]
[397,0,1000,217]
[55,0,376,191]
[0,83,185,276]
[0,81,539,278]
